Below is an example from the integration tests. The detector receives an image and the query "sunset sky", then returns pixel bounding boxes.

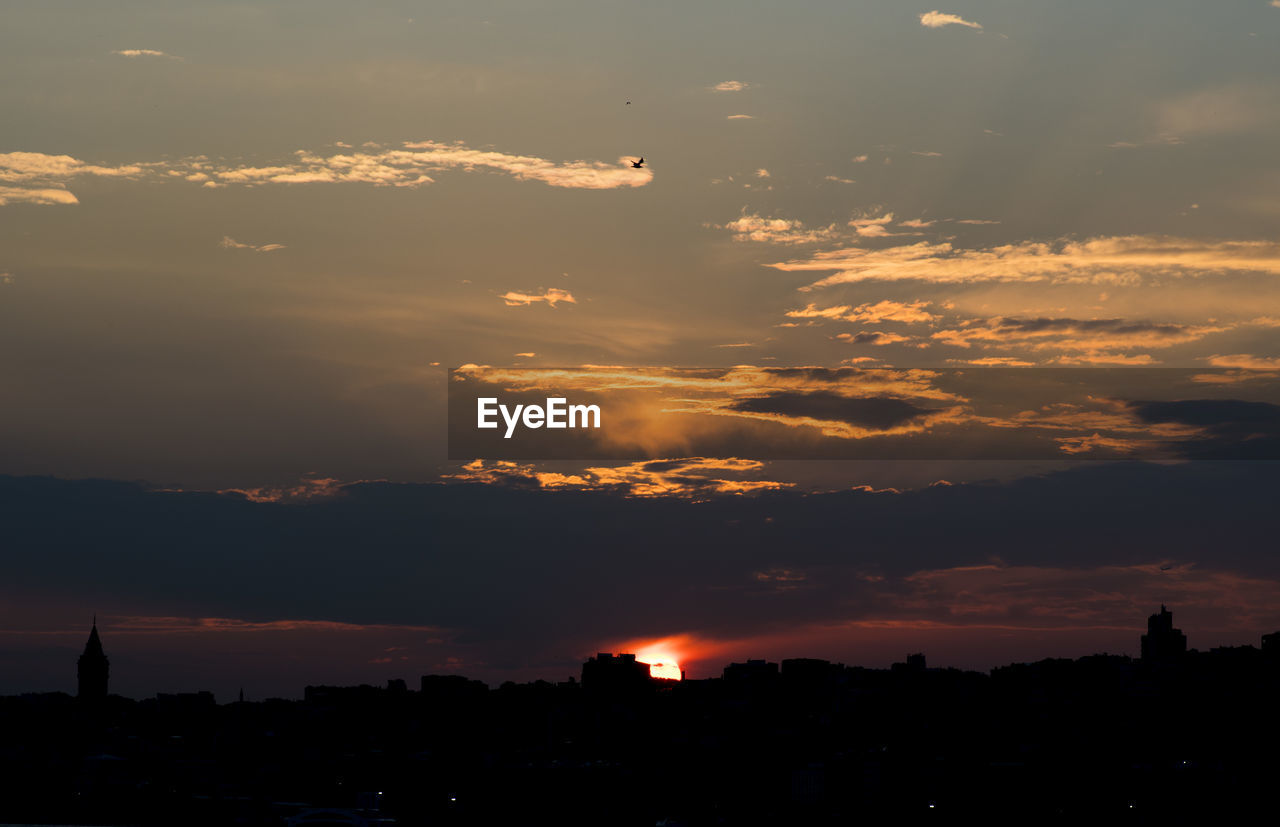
[3,2,1280,698]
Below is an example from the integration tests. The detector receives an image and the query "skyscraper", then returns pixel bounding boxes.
[1141,605,1187,663]
[77,619,109,700]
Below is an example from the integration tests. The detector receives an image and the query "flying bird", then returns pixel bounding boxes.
[631,157,645,168]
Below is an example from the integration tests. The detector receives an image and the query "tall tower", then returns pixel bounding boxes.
[1140,604,1187,663]
[77,619,109,701]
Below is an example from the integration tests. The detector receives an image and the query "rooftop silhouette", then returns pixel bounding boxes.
[1,606,1277,825]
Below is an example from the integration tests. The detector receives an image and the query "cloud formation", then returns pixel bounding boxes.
[0,186,79,206]
[930,316,1227,352]
[835,331,914,346]
[220,236,286,253]
[450,457,791,497]
[112,49,180,59]
[500,288,577,307]
[0,142,653,206]
[712,81,750,92]
[767,236,1280,289]
[786,300,938,325]
[0,151,146,182]
[720,213,837,244]
[1207,354,1280,369]
[919,11,983,30]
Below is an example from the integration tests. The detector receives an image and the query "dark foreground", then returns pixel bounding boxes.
[3,644,1279,826]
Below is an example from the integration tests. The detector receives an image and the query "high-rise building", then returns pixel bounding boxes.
[77,619,110,700]
[1140,605,1187,663]
[581,652,652,691]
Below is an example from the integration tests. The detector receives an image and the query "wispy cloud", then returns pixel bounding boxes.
[0,185,79,206]
[919,11,983,30]
[948,357,1034,366]
[450,458,791,497]
[215,143,652,190]
[0,142,653,207]
[712,81,750,92]
[1050,352,1159,365]
[836,331,914,346]
[112,49,181,59]
[0,151,147,182]
[500,288,576,307]
[726,114,754,120]
[931,316,1227,352]
[1207,354,1280,369]
[787,300,938,325]
[767,236,1280,289]
[217,477,346,503]
[718,213,837,244]
[849,212,907,238]
[220,235,286,252]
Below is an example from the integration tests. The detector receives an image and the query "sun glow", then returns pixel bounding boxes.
[638,654,682,680]
[631,637,691,680]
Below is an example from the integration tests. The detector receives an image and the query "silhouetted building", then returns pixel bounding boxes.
[581,652,651,691]
[77,619,109,701]
[1263,631,1280,655]
[781,658,842,683]
[723,659,779,683]
[892,652,927,673]
[1141,605,1187,662]
[419,673,489,701]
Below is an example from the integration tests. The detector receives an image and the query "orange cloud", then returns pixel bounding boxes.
[500,288,576,307]
[719,213,837,244]
[787,300,938,324]
[448,457,793,498]
[770,236,1280,290]
[919,11,983,30]
[929,316,1227,353]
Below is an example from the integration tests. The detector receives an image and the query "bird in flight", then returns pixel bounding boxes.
[631,157,645,168]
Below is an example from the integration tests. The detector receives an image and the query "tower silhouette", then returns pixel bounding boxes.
[1140,604,1187,663]
[77,618,109,701]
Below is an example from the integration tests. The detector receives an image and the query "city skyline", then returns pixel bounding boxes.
[3,2,1280,726]
[19,596,1276,701]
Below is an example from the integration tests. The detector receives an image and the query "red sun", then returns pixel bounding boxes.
[633,639,685,680]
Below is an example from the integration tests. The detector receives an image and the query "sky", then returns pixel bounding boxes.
[2,1,1280,698]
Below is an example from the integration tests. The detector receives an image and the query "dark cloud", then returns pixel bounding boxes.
[1129,399,1280,459]
[995,318,1188,335]
[2,461,1278,696]
[731,391,933,430]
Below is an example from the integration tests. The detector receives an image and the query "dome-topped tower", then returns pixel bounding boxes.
[77,618,109,701]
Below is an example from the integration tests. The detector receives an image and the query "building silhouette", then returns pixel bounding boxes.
[581,652,652,691]
[2,606,1277,823]
[1141,604,1187,662]
[77,618,109,701]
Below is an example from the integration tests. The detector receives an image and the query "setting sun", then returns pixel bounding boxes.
[630,637,693,680]
[637,654,682,681]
